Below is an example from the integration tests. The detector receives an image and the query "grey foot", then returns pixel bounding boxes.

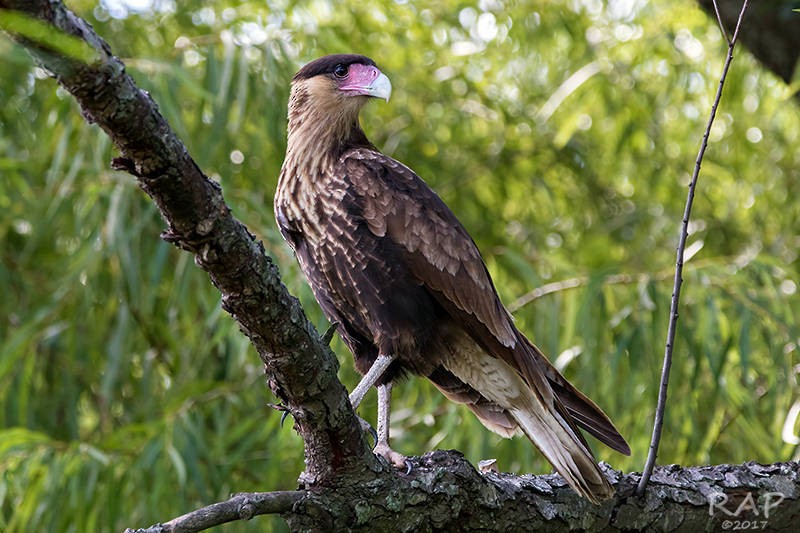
[374,442,410,472]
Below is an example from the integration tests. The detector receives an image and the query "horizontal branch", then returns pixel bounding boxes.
[126,451,800,532]
[507,256,731,312]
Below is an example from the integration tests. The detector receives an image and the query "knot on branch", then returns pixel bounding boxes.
[237,500,255,521]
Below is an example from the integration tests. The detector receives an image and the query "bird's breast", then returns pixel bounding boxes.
[275,164,341,243]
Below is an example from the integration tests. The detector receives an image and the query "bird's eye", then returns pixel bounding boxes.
[333,64,348,78]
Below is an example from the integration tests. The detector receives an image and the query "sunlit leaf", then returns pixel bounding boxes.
[0,10,97,63]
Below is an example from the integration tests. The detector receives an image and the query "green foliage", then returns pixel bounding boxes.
[0,10,98,63]
[1,0,798,530]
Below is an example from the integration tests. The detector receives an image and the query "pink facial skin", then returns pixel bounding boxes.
[339,63,392,101]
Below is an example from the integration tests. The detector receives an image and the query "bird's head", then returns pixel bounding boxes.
[292,54,391,105]
[286,54,391,151]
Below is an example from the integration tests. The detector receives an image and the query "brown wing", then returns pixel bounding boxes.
[341,148,560,396]
[276,157,450,377]
[340,148,517,348]
[340,148,629,455]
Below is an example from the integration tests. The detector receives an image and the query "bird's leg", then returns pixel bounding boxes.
[348,354,395,446]
[373,381,409,469]
[376,381,392,444]
[348,354,394,409]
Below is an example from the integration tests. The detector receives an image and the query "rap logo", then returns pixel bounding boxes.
[707,491,785,518]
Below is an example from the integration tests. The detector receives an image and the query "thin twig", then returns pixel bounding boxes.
[637,0,750,496]
[508,257,724,312]
[123,491,305,533]
[711,0,731,43]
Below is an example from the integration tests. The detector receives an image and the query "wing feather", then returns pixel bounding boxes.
[341,149,517,349]
[338,148,629,457]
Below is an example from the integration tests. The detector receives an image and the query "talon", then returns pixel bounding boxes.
[356,415,378,447]
[267,403,292,427]
[374,442,408,469]
[404,459,413,475]
[321,321,339,345]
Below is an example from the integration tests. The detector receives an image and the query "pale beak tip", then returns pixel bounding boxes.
[371,72,392,102]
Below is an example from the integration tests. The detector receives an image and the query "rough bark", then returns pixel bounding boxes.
[284,454,800,532]
[696,0,800,85]
[0,0,378,486]
[129,452,799,532]
[2,2,798,532]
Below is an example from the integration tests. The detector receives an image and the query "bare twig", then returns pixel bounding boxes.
[711,0,731,43]
[123,491,305,533]
[508,266,703,312]
[637,0,750,496]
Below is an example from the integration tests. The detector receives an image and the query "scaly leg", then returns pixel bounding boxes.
[376,381,392,444]
[349,354,395,409]
[348,354,394,446]
[373,381,408,468]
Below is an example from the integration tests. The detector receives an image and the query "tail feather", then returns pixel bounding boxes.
[522,337,631,456]
[441,335,615,503]
[509,401,613,503]
[550,380,631,455]
[428,366,519,438]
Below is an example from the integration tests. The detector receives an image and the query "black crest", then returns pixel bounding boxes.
[293,54,377,81]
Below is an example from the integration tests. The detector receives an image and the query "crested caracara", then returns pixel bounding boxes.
[274,54,630,503]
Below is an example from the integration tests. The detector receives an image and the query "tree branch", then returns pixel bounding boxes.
[124,491,304,533]
[0,0,378,486]
[125,452,799,532]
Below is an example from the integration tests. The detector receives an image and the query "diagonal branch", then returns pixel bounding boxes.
[0,0,378,485]
[637,0,750,496]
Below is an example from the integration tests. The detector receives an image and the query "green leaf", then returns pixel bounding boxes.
[0,10,97,63]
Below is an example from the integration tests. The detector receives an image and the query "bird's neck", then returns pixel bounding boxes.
[284,88,372,175]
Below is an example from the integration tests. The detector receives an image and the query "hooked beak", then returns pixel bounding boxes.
[340,64,392,102]
[366,72,392,102]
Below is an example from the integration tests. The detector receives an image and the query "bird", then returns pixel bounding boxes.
[274,54,630,503]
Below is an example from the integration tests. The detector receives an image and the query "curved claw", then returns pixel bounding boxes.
[374,442,408,469]
[321,321,339,346]
[356,415,378,447]
[267,403,292,427]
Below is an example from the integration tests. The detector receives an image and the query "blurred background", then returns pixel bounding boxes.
[1,0,798,531]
